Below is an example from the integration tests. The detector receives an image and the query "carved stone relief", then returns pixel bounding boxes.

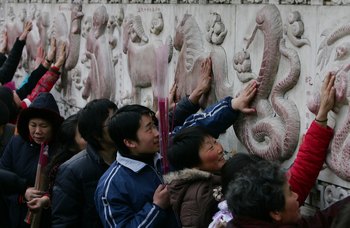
[82,5,116,102]
[284,11,310,47]
[234,5,301,161]
[324,185,350,207]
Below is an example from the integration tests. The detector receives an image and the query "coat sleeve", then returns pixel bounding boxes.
[0,53,7,67]
[0,136,15,170]
[168,96,200,131]
[15,64,48,100]
[288,121,334,205]
[172,96,239,138]
[298,195,350,227]
[0,38,26,85]
[51,164,82,228]
[0,169,27,194]
[95,178,168,228]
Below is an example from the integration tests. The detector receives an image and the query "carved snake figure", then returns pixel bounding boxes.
[234,5,300,161]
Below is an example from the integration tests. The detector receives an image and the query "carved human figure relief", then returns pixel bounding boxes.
[82,6,116,102]
[284,11,310,48]
[55,3,83,104]
[234,5,301,161]
[107,16,118,49]
[65,2,84,71]
[205,12,232,100]
[81,16,92,39]
[37,11,50,53]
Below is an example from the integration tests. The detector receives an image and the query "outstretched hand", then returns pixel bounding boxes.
[232,80,257,114]
[35,46,45,68]
[0,31,8,53]
[46,38,57,63]
[19,21,33,41]
[316,72,336,122]
[168,82,179,110]
[188,57,213,104]
[54,42,67,68]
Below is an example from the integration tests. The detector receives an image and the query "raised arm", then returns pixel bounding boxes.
[288,72,335,205]
[172,80,257,138]
[168,57,213,130]
[0,21,32,84]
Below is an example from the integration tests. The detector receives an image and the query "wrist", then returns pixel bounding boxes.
[45,57,53,65]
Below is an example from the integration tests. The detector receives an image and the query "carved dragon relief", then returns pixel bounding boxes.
[308,21,350,181]
[233,4,301,161]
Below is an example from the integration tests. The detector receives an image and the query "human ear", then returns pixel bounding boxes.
[123,139,136,149]
[269,211,282,222]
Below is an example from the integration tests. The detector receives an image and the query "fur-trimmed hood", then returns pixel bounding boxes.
[164,168,222,228]
[163,168,212,184]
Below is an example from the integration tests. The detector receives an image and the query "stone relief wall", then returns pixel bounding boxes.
[1,0,350,210]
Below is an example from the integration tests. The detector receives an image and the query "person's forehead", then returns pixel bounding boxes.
[29,118,50,124]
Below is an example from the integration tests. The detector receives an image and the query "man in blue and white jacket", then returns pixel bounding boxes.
[94,80,257,228]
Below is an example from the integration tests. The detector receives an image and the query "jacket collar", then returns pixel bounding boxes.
[116,152,162,173]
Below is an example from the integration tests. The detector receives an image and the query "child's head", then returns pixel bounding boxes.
[168,126,225,172]
[108,104,158,156]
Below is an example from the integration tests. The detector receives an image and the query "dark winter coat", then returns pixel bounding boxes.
[51,145,109,228]
[0,38,26,85]
[164,169,221,228]
[227,195,350,228]
[0,92,63,228]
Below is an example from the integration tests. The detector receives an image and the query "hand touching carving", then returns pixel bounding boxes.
[35,46,45,68]
[54,42,66,69]
[315,72,336,126]
[19,21,33,41]
[188,57,213,105]
[168,82,179,110]
[46,38,57,63]
[232,80,257,114]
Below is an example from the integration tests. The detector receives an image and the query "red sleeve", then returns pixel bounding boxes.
[288,121,333,205]
[26,67,60,102]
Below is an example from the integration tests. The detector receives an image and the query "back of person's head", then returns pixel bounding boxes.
[0,100,9,126]
[0,86,18,120]
[57,113,84,153]
[225,160,285,222]
[331,203,350,228]
[167,126,211,170]
[221,153,262,195]
[108,104,156,155]
[46,112,85,176]
[78,99,117,151]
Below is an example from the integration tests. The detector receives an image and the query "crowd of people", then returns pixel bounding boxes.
[0,20,350,228]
